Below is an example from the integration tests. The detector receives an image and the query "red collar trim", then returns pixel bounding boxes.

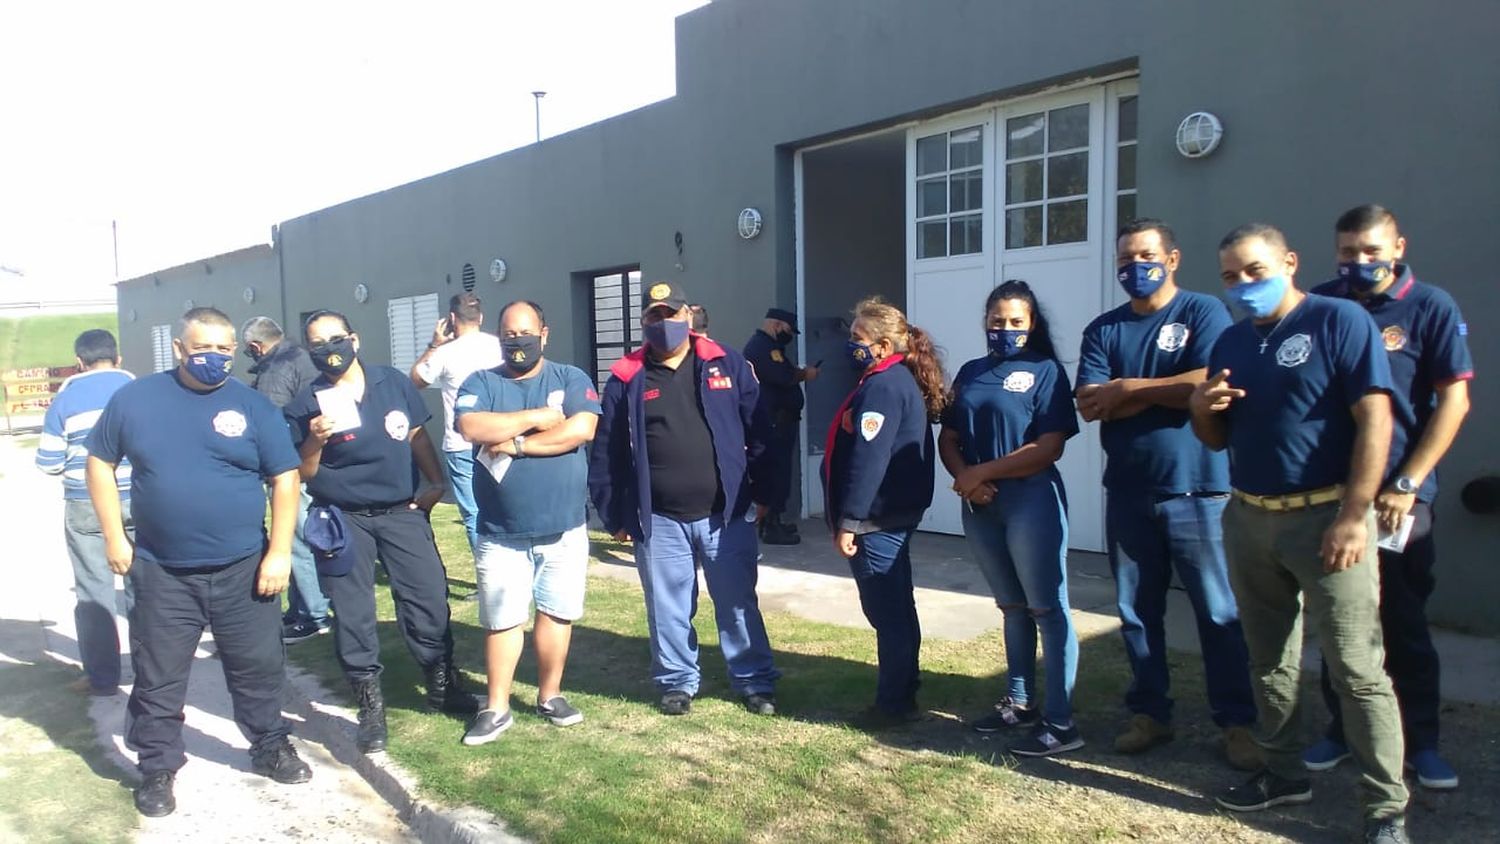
[1390,268,1416,300]
[866,353,905,376]
[610,334,725,383]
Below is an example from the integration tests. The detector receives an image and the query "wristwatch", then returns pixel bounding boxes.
[1392,476,1418,495]
[513,434,526,457]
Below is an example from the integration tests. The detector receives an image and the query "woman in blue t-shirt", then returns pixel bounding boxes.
[939,280,1083,757]
[822,296,946,726]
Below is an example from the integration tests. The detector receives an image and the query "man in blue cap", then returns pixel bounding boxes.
[743,307,818,545]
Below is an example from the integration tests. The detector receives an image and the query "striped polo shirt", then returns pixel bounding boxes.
[36,368,135,500]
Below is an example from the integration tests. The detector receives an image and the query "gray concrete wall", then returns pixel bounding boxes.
[115,0,1499,629]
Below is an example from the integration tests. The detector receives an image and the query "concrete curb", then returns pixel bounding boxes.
[283,663,528,844]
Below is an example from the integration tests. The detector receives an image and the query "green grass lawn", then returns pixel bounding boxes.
[287,505,1500,843]
[0,313,118,373]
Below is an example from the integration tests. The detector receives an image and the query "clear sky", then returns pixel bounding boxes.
[0,0,708,300]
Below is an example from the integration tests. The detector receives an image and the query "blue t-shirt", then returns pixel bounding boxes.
[1207,294,1393,496]
[85,371,300,567]
[1312,268,1474,502]
[284,365,432,509]
[943,351,1079,471]
[1077,289,1232,494]
[454,361,602,540]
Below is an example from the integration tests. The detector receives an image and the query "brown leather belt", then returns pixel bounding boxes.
[1231,485,1343,512]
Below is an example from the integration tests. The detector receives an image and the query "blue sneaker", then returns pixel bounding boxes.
[1408,749,1458,790]
[1303,738,1350,772]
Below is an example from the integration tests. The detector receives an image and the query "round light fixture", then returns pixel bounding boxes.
[127,308,138,323]
[1175,112,1224,158]
[490,258,508,283]
[183,298,195,311]
[242,286,255,304]
[738,207,764,240]
[353,283,370,304]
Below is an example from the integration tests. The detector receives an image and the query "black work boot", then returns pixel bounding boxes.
[760,513,801,546]
[424,660,480,715]
[350,675,388,754]
[134,771,176,817]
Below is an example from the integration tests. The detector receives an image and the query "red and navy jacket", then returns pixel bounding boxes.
[588,334,771,540]
[821,354,935,533]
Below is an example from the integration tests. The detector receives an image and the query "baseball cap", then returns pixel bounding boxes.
[303,504,355,577]
[765,308,800,333]
[642,281,688,314]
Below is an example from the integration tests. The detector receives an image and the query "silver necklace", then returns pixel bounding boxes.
[1255,296,1305,354]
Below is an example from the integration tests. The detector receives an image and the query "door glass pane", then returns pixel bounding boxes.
[917,134,947,176]
[1117,144,1137,191]
[950,171,982,213]
[949,126,983,169]
[1048,152,1088,198]
[1048,103,1090,151]
[1118,96,1138,143]
[1117,193,1137,225]
[1005,206,1043,249]
[918,178,947,217]
[1006,160,1043,204]
[950,215,982,255]
[1006,113,1044,158]
[1047,199,1088,244]
[918,220,947,259]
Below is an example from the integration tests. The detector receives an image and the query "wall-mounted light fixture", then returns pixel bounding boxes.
[738,207,764,240]
[242,286,255,304]
[353,283,370,304]
[1175,111,1224,159]
[490,259,508,283]
[183,298,195,311]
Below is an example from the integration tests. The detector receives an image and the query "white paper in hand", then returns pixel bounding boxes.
[477,448,512,483]
[547,390,565,411]
[315,387,362,433]
[1376,514,1415,553]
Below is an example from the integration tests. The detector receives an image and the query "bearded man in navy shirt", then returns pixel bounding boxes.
[1190,224,1409,844]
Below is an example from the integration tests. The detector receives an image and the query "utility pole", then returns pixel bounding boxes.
[112,219,119,279]
[531,91,546,143]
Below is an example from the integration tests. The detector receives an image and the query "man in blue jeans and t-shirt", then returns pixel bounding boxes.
[1076,219,1259,770]
[36,329,135,696]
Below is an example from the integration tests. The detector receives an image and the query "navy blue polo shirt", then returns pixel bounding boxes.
[1077,289,1232,494]
[86,372,300,568]
[1312,267,1474,502]
[453,360,602,540]
[943,351,1079,466]
[1207,294,1393,496]
[284,364,431,509]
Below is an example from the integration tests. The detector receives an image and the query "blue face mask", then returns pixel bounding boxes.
[986,329,1028,358]
[183,351,233,387]
[846,339,876,371]
[1223,275,1290,320]
[1337,260,1395,294]
[643,318,690,354]
[1117,261,1168,299]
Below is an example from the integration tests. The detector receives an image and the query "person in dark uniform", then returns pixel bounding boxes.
[942,281,1083,757]
[283,310,478,755]
[1191,223,1409,844]
[823,296,944,727]
[744,307,819,545]
[85,307,311,818]
[588,282,781,716]
[1304,205,1474,792]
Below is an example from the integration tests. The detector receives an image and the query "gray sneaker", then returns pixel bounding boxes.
[462,709,514,746]
[536,696,584,727]
[1364,816,1409,844]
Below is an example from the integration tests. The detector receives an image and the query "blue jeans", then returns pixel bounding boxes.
[633,512,780,696]
[1106,491,1255,727]
[444,449,479,554]
[961,471,1078,726]
[848,528,921,715]
[282,487,330,626]
[63,498,135,690]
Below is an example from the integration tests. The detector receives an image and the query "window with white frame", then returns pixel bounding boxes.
[387,293,441,374]
[150,324,173,372]
[915,125,984,259]
[1004,103,1091,249]
[1116,95,1138,225]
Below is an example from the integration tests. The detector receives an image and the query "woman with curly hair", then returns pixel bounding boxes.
[822,296,948,726]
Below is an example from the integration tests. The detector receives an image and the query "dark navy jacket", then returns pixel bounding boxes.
[743,329,804,423]
[588,335,771,540]
[822,355,935,533]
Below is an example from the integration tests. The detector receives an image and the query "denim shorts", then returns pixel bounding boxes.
[474,524,588,630]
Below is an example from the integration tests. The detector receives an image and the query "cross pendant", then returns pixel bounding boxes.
[1259,339,1268,354]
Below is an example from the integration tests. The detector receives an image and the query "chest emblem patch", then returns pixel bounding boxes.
[860,411,885,441]
[1156,322,1190,353]
[1382,325,1407,352]
[708,376,733,390]
[1002,371,1035,393]
[770,349,785,363]
[384,410,410,440]
[212,410,247,438]
[1275,333,1313,368]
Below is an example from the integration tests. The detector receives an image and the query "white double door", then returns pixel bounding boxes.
[905,79,1138,552]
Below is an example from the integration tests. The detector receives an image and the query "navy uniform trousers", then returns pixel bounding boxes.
[126,549,290,775]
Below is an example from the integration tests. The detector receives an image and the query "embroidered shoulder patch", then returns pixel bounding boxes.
[859,411,885,441]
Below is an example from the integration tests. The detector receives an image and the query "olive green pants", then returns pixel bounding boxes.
[1223,498,1407,820]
